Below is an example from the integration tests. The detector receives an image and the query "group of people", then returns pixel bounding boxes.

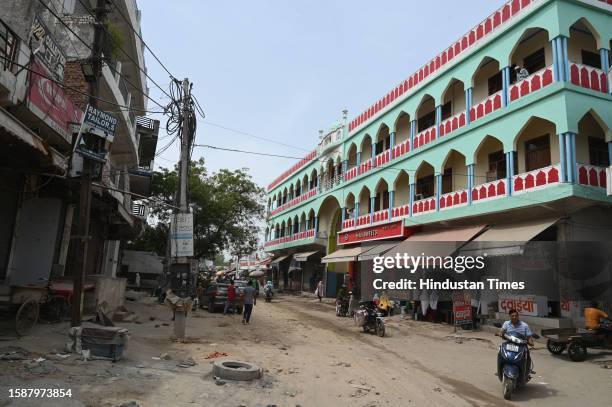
[218,279,275,324]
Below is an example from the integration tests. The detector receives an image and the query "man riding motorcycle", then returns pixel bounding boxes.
[263,280,273,302]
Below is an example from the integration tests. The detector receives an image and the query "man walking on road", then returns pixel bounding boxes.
[242,280,256,324]
[224,280,236,315]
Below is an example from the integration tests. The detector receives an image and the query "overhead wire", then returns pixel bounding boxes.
[75,0,175,102]
[106,0,177,81]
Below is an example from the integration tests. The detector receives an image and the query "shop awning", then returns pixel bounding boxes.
[384,225,487,259]
[321,246,370,263]
[0,106,67,173]
[358,242,400,261]
[270,254,291,266]
[294,251,319,262]
[462,218,560,256]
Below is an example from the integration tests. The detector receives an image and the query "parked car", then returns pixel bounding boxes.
[203,282,245,314]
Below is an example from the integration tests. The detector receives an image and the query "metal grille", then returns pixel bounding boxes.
[136,116,154,129]
[0,19,17,71]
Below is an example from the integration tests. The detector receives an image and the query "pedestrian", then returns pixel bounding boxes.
[315,279,323,302]
[223,279,236,315]
[242,279,257,324]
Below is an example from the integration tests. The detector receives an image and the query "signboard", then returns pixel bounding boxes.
[170,213,194,257]
[82,104,118,142]
[28,60,82,143]
[30,15,66,81]
[498,295,548,317]
[337,220,408,245]
[452,292,473,325]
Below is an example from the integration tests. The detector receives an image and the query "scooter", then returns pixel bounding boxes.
[494,324,539,400]
[336,297,349,317]
[354,301,385,337]
[264,287,273,303]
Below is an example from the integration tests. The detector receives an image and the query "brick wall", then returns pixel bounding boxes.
[63,61,88,112]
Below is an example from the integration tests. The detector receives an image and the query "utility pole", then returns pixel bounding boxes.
[172,78,192,338]
[71,0,107,327]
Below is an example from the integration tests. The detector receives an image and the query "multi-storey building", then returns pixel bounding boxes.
[264,0,612,318]
[0,0,157,296]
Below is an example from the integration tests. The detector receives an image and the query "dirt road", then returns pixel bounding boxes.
[1,294,611,406]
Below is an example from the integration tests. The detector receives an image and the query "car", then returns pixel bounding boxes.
[202,282,243,314]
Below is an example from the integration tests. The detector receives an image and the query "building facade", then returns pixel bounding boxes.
[0,0,157,289]
[264,0,612,322]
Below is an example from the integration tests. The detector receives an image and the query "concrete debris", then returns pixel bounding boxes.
[0,346,30,360]
[116,402,140,407]
[177,357,196,368]
[125,291,147,302]
[160,353,171,360]
[25,360,58,375]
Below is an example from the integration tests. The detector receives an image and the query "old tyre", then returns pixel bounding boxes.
[212,360,262,381]
[568,342,587,362]
[546,339,566,355]
[16,299,39,336]
[376,319,385,337]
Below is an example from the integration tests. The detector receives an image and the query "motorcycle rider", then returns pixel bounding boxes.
[336,285,349,314]
[584,301,610,335]
[264,280,274,297]
[498,309,535,373]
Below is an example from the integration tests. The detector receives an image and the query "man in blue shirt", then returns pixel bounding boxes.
[499,309,535,346]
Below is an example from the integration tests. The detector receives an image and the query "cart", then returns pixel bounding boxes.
[541,327,611,362]
[0,283,72,336]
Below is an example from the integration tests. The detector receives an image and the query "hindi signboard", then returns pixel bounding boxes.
[170,213,194,257]
[452,292,473,326]
[498,295,548,317]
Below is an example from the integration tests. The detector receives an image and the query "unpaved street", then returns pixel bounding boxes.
[1,294,611,406]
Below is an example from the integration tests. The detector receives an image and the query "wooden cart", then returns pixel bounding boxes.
[0,284,72,336]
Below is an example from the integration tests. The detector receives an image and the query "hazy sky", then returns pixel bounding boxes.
[141,0,506,188]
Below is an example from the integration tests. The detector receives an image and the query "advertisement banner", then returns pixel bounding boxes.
[82,104,118,142]
[452,292,473,325]
[28,60,82,144]
[170,213,194,257]
[30,15,66,82]
[337,220,408,245]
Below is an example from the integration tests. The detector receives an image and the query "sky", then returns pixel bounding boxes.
[140,0,507,189]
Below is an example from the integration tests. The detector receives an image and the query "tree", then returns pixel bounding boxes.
[128,158,264,260]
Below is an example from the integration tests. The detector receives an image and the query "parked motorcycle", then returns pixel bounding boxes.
[494,323,539,400]
[354,301,385,337]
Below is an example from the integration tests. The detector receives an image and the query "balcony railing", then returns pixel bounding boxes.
[472,178,507,203]
[577,164,607,189]
[439,111,467,138]
[372,208,390,223]
[269,187,317,216]
[264,229,316,247]
[509,65,554,102]
[373,149,391,168]
[512,164,560,194]
[439,189,468,210]
[413,125,436,150]
[412,196,436,216]
[569,62,608,93]
[392,139,411,160]
[0,18,18,72]
[321,175,342,192]
[470,90,503,123]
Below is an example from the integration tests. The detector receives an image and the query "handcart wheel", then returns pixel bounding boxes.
[16,299,39,336]
[40,295,70,323]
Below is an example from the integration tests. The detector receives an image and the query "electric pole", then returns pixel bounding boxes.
[71,0,108,327]
[172,78,192,338]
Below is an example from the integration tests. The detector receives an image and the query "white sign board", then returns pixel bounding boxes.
[498,295,548,317]
[170,213,193,257]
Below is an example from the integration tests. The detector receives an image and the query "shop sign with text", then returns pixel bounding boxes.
[337,221,407,245]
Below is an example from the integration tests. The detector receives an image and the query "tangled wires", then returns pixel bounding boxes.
[156,79,205,159]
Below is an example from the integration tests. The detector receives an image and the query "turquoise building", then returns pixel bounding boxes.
[264,0,612,320]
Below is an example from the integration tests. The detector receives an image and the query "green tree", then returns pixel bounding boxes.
[128,158,264,260]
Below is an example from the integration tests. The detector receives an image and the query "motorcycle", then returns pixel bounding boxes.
[264,287,273,303]
[494,323,539,400]
[354,301,385,337]
[336,296,349,317]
